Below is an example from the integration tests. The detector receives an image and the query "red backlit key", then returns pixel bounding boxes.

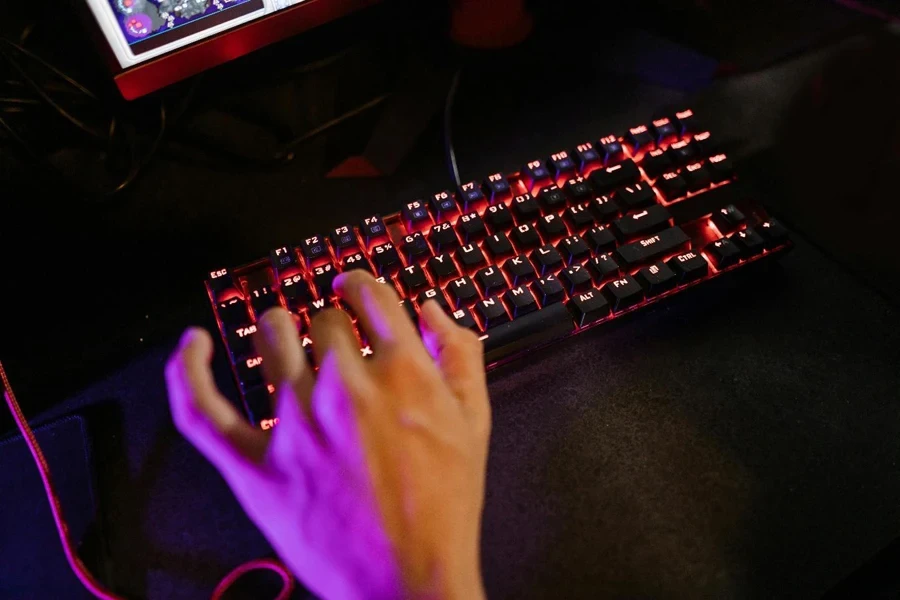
[574,141,603,172]
[371,242,401,275]
[512,222,541,251]
[682,162,711,192]
[564,203,595,232]
[657,171,688,201]
[625,124,655,152]
[307,297,332,318]
[300,234,330,268]
[537,185,568,211]
[530,244,564,276]
[731,227,765,257]
[208,268,238,300]
[270,247,300,275]
[402,200,432,232]
[587,253,620,283]
[427,253,459,282]
[311,264,338,297]
[456,243,487,271]
[615,227,690,268]
[547,150,577,180]
[450,307,479,331]
[666,251,708,282]
[707,153,734,182]
[538,213,567,241]
[359,214,388,249]
[457,181,486,212]
[586,225,617,253]
[280,273,312,310]
[598,134,626,165]
[503,285,538,318]
[650,117,678,145]
[244,386,274,427]
[401,231,431,263]
[531,274,565,305]
[563,177,593,203]
[522,159,553,190]
[483,172,511,202]
[665,139,696,166]
[475,265,508,296]
[705,237,742,269]
[612,205,672,241]
[429,222,460,253]
[217,296,248,325]
[475,295,510,329]
[484,232,515,260]
[399,264,430,294]
[485,202,514,231]
[635,262,677,297]
[613,182,657,211]
[429,190,460,222]
[418,287,450,311]
[249,285,281,318]
[558,234,591,265]
[641,148,673,178]
[341,251,372,273]
[711,204,745,233]
[504,254,538,286]
[226,323,258,359]
[588,160,641,195]
[457,212,487,243]
[330,225,359,258]
[512,193,541,222]
[757,219,789,248]
[690,130,715,155]
[237,355,265,390]
[589,195,620,222]
[602,275,645,311]
[569,288,610,326]
[559,262,592,294]
[673,109,700,134]
[448,276,480,308]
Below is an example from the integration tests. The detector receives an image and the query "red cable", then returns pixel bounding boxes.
[0,360,295,600]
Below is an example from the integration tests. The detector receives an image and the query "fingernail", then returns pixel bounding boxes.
[332,272,348,294]
[180,327,202,348]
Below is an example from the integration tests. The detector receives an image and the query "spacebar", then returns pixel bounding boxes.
[481,303,575,364]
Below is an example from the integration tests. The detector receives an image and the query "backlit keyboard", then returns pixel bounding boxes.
[205,109,792,428]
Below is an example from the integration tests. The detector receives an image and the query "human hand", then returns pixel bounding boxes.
[165,270,491,600]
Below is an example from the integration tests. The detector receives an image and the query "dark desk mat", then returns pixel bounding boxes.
[22,233,898,599]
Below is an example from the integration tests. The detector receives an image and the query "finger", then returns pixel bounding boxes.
[255,307,316,411]
[419,300,489,419]
[333,270,419,350]
[165,328,269,472]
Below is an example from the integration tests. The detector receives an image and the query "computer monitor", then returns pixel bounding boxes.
[82,0,380,100]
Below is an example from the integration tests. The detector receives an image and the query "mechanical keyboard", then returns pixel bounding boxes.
[205,109,792,429]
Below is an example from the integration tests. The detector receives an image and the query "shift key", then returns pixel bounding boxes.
[615,227,690,268]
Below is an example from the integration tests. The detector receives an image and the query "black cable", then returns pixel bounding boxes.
[0,38,98,100]
[104,102,167,199]
[443,69,462,188]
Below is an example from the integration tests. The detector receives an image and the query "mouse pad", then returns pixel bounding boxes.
[0,415,104,599]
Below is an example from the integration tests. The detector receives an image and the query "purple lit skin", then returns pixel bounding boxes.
[166,270,491,600]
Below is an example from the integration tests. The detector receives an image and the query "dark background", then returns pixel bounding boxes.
[1,0,899,598]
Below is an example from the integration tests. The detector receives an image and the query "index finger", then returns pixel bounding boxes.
[332,270,420,350]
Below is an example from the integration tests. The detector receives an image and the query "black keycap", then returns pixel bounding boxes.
[690,130,715,155]
[682,162,711,191]
[398,299,418,324]
[450,307,479,331]
[731,227,766,257]
[548,150,577,179]
[625,124,654,152]
[563,177,593,202]
[612,205,672,241]
[401,231,431,263]
[533,184,571,211]
[311,263,338,296]
[757,218,789,248]
[237,355,265,390]
[641,148,673,179]
[226,323,258,359]
[307,297,332,318]
[588,159,641,194]
[481,303,575,363]
[586,225,617,253]
[503,285,538,317]
[602,275,645,311]
[558,234,591,265]
[299,334,316,364]
[650,117,678,144]
[402,200,432,232]
[706,237,742,269]
[613,182,657,211]
[512,222,542,251]
[429,190,459,221]
[531,274,565,305]
[615,227,691,268]
[707,153,734,182]
[559,262,593,294]
[587,253,619,282]
[485,202,514,231]
[589,195,620,221]
[456,243,487,271]
[665,139,696,165]
[484,232,515,260]
[418,287,449,310]
[359,214,388,248]
[512,193,541,222]
[399,263,430,294]
[448,276,480,308]
[635,262,677,297]
[300,234,330,267]
[341,252,372,273]
[598,134,626,165]
[522,159,552,190]
[330,224,359,258]
[711,204,746,233]
[208,268,237,299]
[483,172,511,202]
[475,265,508,296]
[504,254,537,286]
[569,288,610,326]
[429,222,460,253]
[270,246,300,274]
[530,244,564,276]
[564,203,596,232]
[457,181,486,212]
[280,273,312,309]
[457,211,487,243]
[250,285,281,317]
[656,171,688,201]
[538,213,568,241]
[475,295,510,329]
[427,252,459,281]
[673,108,699,134]
[244,385,274,427]
[574,142,602,172]
[666,251,709,282]
[371,242,402,275]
